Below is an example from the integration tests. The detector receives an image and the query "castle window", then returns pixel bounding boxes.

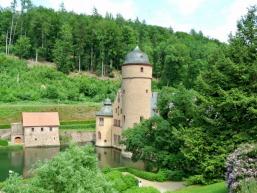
[118,135,121,144]
[123,89,125,94]
[99,117,104,126]
[35,138,37,141]
[123,115,126,123]
[41,128,44,132]
[141,67,144,72]
[121,108,122,114]
[146,89,148,93]
[50,127,52,131]
[140,116,144,122]
[104,140,107,143]
[98,131,101,140]
[31,128,34,132]
[115,108,117,113]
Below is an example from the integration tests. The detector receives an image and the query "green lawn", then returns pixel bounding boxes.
[169,182,227,193]
[0,102,100,126]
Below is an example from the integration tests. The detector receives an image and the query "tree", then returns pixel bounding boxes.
[53,24,74,74]
[2,145,115,193]
[14,35,31,58]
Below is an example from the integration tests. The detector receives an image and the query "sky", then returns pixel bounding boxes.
[0,0,257,42]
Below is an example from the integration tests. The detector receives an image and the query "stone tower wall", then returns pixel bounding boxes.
[121,64,152,129]
[95,116,113,147]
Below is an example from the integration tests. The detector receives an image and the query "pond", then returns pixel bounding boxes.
[0,145,144,181]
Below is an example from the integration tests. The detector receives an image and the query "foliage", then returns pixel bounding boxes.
[167,182,227,193]
[226,144,257,193]
[123,187,160,193]
[239,179,257,193]
[126,168,167,182]
[104,170,138,192]
[0,1,221,80]
[1,145,115,193]
[13,36,32,59]
[0,139,8,146]
[0,54,119,103]
[186,175,206,185]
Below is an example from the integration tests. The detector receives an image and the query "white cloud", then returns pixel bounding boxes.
[166,0,206,16]
[203,0,257,42]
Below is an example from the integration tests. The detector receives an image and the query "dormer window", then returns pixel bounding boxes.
[141,67,144,72]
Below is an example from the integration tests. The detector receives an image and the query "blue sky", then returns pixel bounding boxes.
[1,0,257,42]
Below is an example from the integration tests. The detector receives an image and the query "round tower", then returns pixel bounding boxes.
[121,46,152,129]
[95,98,113,147]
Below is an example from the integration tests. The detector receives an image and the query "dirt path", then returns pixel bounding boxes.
[123,172,185,193]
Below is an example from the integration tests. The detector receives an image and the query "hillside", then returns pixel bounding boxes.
[0,3,223,88]
[0,54,120,103]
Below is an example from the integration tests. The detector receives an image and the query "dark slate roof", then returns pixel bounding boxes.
[96,98,113,117]
[124,46,150,65]
[151,92,158,116]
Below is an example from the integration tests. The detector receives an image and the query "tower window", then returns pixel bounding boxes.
[98,131,101,139]
[41,128,44,132]
[140,116,144,122]
[123,115,126,123]
[31,128,34,132]
[50,127,52,131]
[146,89,148,93]
[99,117,104,126]
[141,67,144,72]
[123,89,125,94]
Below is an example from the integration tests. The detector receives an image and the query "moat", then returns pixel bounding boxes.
[0,145,144,181]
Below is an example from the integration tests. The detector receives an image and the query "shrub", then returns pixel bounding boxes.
[126,168,167,182]
[186,175,206,185]
[166,170,185,181]
[239,178,257,193]
[0,139,8,146]
[226,144,257,193]
[104,170,138,192]
[123,187,160,193]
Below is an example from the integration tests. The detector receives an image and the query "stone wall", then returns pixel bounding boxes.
[24,126,60,147]
[60,130,95,143]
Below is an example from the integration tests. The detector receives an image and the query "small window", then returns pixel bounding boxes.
[104,140,107,143]
[146,89,148,93]
[98,131,101,140]
[115,108,117,113]
[41,128,43,132]
[120,108,122,114]
[99,117,104,126]
[140,67,144,72]
[140,116,144,122]
[32,128,34,132]
[50,127,52,131]
[123,115,126,123]
[53,137,55,140]
[35,138,37,141]
[123,89,125,94]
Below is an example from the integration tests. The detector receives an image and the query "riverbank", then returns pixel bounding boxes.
[0,144,23,151]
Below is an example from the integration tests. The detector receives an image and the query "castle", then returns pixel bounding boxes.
[95,46,158,149]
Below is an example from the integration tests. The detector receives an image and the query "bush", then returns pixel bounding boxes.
[126,168,167,182]
[226,144,257,193]
[123,187,160,193]
[0,139,8,146]
[166,170,185,181]
[186,175,206,185]
[104,171,138,192]
[239,178,257,193]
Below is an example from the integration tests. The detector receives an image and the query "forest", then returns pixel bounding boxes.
[0,0,222,89]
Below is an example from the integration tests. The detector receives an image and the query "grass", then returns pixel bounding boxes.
[168,182,227,193]
[60,120,96,131]
[0,102,100,125]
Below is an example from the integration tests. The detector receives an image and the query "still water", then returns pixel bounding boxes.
[0,146,144,181]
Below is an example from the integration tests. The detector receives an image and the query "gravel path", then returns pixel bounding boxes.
[123,172,185,193]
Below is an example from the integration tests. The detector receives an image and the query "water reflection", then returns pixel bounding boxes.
[0,146,143,181]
